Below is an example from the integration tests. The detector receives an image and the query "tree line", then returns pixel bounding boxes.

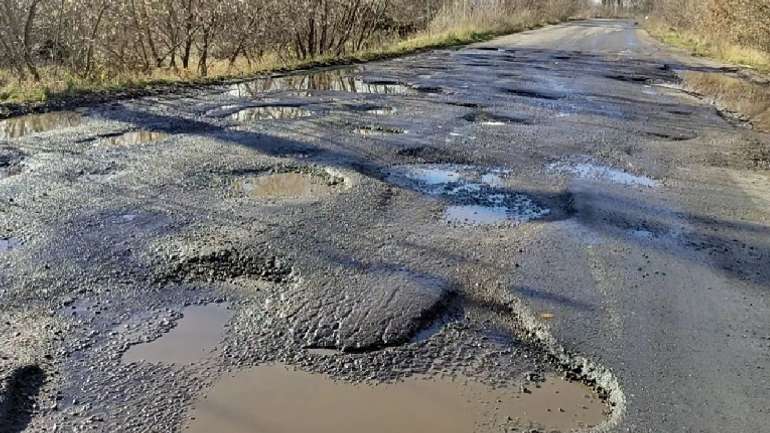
[0,0,584,83]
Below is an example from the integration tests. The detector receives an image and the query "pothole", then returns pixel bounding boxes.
[99,130,169,146]
[0,111,82,139]
[504,88,564,101]
[396,146,470,164]
[227,69,415,96]
[230,106,313,121]
[547,158,660,187]
[0,237,21,253]
[354,125,407,136]
[462,111,531,125]
[386,165,550,226]
[232,170,345,200]
[163,247,292,284]
[184,364,609,433]
[122,303,232,364]
[0,147,24,179]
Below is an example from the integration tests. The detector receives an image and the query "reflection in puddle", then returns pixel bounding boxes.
[0,237,21,253]
[548,159,659,187]
[445,205,512,225]
[0,111,82,139]
[122,304,232,364]
[229,69,414,97]
[230,106,313,121]
[387,165,550,225]
[234,172,342,200]
[186,365,607,433]
[102,130,169,146]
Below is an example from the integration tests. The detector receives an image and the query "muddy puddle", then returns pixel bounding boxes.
[100,130,169,146]
[233,172,344,200]
[230,106,313,121]
[387,165,549,225]
[548,158,659,187]
[0,111,82,139]
[185,364,607,433]
[122,304,232,364]
[228,68,415,97]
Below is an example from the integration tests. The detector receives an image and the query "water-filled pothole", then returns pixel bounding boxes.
[101,130,169,146]
[122,304,232,364]
[228,69,415,96]
[548,158,659,187]
[233,171,344,200]
[185,365,608,433]
[0,111,82,139]
[230,106,313,121]
[387,165,550,225]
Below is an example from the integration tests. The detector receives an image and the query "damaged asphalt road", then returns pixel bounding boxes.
[1,19,769,433]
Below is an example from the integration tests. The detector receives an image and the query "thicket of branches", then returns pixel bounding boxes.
[0,0,588,84]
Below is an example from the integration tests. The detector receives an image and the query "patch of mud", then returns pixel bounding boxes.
[0,111,82,139]
[100,130,169,146]
[163,247,292,284]
[185,365,608,433]
[641,130,697,142]
[387,165,550,225]
[233,171,345,200]
[230,106,313,121]
[122,304,232,364]
[604,74,648,83]
[548,158,660,188]
[0,237,21,253]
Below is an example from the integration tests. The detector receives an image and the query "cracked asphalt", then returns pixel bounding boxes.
[1,19,769,433]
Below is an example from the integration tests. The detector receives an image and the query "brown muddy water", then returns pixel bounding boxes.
[230,106,313,121]
[185,365,607,433]
[0,111,82,139]
[234,172,342,200]
[122,304,232,364]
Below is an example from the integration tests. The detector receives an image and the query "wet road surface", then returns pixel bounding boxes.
[1,19,769,433]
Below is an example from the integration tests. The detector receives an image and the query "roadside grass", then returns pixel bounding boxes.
[0,12,561,107]
[643,20,770,135]
[681,71,770,133]
[643,20,770,73]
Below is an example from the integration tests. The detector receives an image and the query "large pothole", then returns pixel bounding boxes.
[231,169,347,201]
[0,111,82,139]
[386,164,550,226]
[184,364,609,433]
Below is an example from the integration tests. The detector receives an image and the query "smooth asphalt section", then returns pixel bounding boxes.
[1,19,768,433]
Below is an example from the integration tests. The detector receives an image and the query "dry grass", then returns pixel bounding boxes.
[681,71,770,133]
[0,8,565,106]
[644,19,770,73]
